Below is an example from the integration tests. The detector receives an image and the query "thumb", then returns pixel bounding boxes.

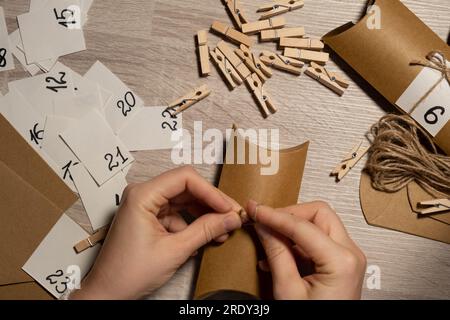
[175,212,242,253]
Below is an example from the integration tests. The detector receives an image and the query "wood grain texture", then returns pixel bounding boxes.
[0,0,449,300]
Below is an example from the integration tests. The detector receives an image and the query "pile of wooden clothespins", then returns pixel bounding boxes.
[192,0,350,118]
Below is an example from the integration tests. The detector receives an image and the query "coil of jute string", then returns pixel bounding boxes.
[365,114,450,195]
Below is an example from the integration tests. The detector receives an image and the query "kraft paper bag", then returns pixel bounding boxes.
[194,128,309,299]
[0,115,77,299]
[360,173,450,244]
[322,0,450,155]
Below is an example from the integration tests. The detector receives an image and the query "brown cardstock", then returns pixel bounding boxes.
[322,0,450,155]
[194,129,309,299]
[0,115,78,299]
[360,173,450,244]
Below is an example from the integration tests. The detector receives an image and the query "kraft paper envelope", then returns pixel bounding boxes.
[360,173,450,244]
[322,0,450,155]
[195,128,309,299]
[0,115,77,299]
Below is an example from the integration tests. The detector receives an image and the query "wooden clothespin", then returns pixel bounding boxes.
[74,225,109,254]
[259,50,304,75]
[260,27,305,41]
[284,47,329,65]
[279,38,324,51]
[246,73,277,118]
[223,0,248,30]
[217,40,251,81]
[210,47,242,89]
[197,30,210,76]
[241,16,285,35]
[257,0,304,20]
[235,44,272,83]
[167,85,211,116]
[331,140,368,181]
[211,21,254,48]
[304,62,350,96]
[417,199,450,215]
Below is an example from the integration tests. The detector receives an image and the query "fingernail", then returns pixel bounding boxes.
[247,199,258,221]
[223,213,242,232]
[237,208,250,224]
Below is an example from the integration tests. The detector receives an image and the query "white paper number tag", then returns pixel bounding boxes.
[71,164,127,230]
[397,64,450,137]
[22,214,100,298]
[8,62,76,117]
[118,106,183,151]
[18,0,86,63]
[60,109,134,186]
[84,61,144,133]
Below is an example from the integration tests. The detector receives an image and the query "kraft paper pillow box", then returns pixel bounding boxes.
[0,114,77,299]
[322,0,450,155]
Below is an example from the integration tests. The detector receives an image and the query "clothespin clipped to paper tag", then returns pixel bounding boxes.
[74,225,110,254]
[223,0,248,30]
[305,62,350,96]
[246,73,277,118]
[257,0,304,20]
[417,199,450,215]
[260,27,305,41]
[197,30,211,76]
[211,21,254,48]
[241,16,286,35]
[210,47,243,89]
[166,85,211,116]
[260,50,304,75]
[235,45,273,83]
[284,47,329,65]
[280,38,324,51]
[331,140,368,181]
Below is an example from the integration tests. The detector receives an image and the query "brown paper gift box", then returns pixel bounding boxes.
[322,0,450,155]
[0,115,77,299]
[194,129,309,299]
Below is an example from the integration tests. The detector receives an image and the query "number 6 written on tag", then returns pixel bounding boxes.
[424,106,445,125]
[104,146,129,171]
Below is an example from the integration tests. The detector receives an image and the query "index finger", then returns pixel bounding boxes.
[128,166,232,214]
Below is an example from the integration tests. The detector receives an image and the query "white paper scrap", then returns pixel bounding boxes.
[60,109,134,186]
[18,0,86,63]
[8,62,76,117]
[84,61,144,133]
[119,106,183,151]
[71,164,127,230]
[22,214,100,299]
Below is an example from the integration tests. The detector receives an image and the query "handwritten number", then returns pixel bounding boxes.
[117,91,136,117]
[46,72,67,93]
[0,48,7,68]
[161,109,179,132]
[115,194,121,206]
[105,147,129,171]
[46,270,70,294]
[424,106,445,125]
[29,123,44,145]
[53,8,76,28]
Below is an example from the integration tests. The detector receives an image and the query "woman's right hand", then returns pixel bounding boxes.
[247,200,366,300]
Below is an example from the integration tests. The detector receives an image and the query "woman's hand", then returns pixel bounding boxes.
[247,200,366,300]
[71,166,243,300]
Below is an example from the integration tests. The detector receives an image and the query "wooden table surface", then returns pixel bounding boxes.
[1,0,449,300]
